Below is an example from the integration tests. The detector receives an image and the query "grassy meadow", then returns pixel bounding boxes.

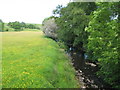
[2,31,79,88]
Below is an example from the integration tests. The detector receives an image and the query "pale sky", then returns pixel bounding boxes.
[0,0,70,24]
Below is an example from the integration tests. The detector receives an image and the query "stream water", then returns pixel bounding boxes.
[66,51,115,89]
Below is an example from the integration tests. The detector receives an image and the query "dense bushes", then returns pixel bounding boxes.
[44,2,119,88]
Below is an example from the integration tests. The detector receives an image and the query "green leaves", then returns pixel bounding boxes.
[53,2,96,51]
[86,2,120,88]
[52,2,119,88]
[7,21,39,31]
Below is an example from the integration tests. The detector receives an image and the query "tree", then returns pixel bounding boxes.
[53,2,96,59]
[27,24,35,29]
[21,22,26,30]
[86,2,120,88]
[8,21,22,31]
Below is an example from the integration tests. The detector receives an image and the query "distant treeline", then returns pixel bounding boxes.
[0,20,41,32]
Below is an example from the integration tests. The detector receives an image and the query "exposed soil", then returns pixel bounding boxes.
[67,52,115,89]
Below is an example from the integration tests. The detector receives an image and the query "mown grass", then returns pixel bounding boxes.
[2,31,79,88]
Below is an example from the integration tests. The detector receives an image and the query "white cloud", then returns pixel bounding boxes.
[0,0,70,24]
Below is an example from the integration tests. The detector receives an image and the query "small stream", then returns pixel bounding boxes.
[66,51,114,89]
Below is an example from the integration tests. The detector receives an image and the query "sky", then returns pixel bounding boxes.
[0,0,70,24]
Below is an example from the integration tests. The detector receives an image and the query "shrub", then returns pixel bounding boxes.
[42,18,58,40]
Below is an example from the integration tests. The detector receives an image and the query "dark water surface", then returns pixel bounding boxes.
[67,51,114,89]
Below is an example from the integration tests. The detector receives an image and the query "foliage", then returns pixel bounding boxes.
[0,19,4,32]
[26,24,35,29]
[53,5,63,17]
[42,17,58,40]
[8,21,23,31]
[2,31,79,88]
[7,21,40,31]
[51,2,120,88]
[53,2,96,57]
[3,23,15,32]
[86,2,120,88]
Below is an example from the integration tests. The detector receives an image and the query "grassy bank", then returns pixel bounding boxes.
[2,31,79,88]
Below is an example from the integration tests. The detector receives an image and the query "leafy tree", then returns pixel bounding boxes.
[53,5,63,17]
[21,22,26,29]
[86,2,120,88]
[53,2,96,59]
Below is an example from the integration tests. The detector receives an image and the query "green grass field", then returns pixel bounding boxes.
[2,31,79,88]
